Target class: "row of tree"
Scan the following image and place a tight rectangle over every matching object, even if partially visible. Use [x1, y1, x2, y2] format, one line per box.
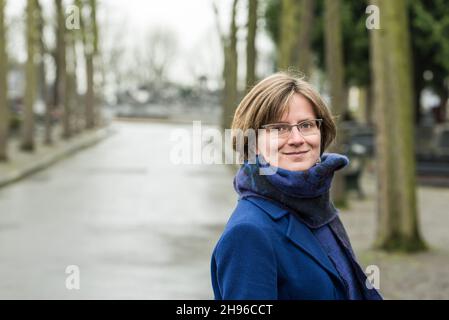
[265, 0, 449, 125]
[0, 0, 100, 161]
[218, 0, 434, 252]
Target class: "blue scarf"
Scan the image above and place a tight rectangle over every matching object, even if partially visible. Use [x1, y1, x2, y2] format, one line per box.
[233, 153, 383, 300]
[234, 153, 348, 228]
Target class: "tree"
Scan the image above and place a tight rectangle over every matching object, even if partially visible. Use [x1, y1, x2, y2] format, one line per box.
[0, 0, 8, 160]
[36, 0, 52, 144]
[21, 0, 38, 151]
[277, 0, 299, 70]
[409, 0, 449, 123]
[66, 5, 80, 135]
[224, 0, 239, 130]
[370, 0, 427, 252]
[296, 0, 315, 76]
[265, 0, 449, 126]
[144, 28, 178, 92]
[55, 0, 70, 138]
[325, 0, 348, 208]
[266, 0, 373, 122]
[89, 0, 99, 128]
[213, 0, 239, 130]
[269, 0, 316, 75]
[78, 0, 99, 129]
[101, 22, 127, 96]
[246, 0, 258, 90]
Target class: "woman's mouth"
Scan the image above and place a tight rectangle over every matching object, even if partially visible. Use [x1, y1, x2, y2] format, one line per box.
[282, 150, 310, 156]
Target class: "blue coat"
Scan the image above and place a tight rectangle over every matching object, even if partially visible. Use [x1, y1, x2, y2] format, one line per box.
[210, 196, 351, 300]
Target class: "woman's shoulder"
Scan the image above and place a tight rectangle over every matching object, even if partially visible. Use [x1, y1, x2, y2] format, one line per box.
[217, 197, 286, 245]
[226, 197, 277, 229]
[214, 217, 277, 260]
[212, 197, 287, 268]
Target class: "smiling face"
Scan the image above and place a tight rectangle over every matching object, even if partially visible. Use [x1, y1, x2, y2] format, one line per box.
[258, 93, 321, 171]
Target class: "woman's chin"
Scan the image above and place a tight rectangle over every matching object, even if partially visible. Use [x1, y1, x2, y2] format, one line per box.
[278, 159, 314, 172]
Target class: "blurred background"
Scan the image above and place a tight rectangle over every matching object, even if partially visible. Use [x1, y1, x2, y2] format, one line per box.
[0, 0, 448, 299]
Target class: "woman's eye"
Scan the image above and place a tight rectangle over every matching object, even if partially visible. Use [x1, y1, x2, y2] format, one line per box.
[301, 122, 313, 129]
[276, 126, 289, 132]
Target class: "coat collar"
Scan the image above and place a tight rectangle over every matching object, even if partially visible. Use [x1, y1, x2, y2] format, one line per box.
[286, 213, 344, 283]
[243, 196, 290, 220]
[244, 196, 345, 286]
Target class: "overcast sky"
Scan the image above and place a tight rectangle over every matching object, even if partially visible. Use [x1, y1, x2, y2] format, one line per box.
[100, 0, 223, 85]
[5, 0, 274, 88]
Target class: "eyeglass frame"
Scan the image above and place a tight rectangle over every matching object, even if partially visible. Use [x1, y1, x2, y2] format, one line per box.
[260, 118, 323, 138]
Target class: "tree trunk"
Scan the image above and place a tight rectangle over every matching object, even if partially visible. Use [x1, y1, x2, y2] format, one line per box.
[85, 54, 95, 128]
[66, 15, 79, 135]
[296, 0, 315, 76]
[84, 0, 99, 129]
[245, 0, 257, 90]
[222, 0, 239, 131]
[75, 0, 86, 129]
[55, 0, 70, 138]
[324, 0, 347, 208]
[0, 0, 8, 161]
[21, 0, 37, 151]
[370, 0, 426, 252]
[278, 0, 298, 70]
[36, 0, 52, 145]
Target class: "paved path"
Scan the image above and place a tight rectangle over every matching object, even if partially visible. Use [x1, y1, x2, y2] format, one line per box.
[0, 121, 236, 299]
[339, 171, 449, 299]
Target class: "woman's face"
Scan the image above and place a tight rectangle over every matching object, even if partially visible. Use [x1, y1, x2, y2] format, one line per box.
[258, 93, 321, 171]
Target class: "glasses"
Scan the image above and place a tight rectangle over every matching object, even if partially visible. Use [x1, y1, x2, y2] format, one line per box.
[261, 119, 323, 139]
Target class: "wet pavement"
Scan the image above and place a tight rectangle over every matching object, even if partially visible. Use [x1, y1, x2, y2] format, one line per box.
[0, 120, 236, 299]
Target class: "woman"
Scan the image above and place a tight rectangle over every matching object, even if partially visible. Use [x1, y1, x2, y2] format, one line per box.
[210, 72, 382, 300]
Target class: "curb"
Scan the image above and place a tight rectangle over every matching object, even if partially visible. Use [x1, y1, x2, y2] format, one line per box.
[0, 126, 115, 189]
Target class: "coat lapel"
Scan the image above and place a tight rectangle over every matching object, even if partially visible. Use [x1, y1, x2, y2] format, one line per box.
[285, 214, 344, 284]
[245, 196, 344, 286]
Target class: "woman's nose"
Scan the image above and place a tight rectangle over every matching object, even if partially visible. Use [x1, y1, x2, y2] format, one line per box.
[287, 126, 305, 144]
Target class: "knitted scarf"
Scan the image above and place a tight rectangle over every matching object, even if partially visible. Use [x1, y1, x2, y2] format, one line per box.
[234, 153, 349, 229]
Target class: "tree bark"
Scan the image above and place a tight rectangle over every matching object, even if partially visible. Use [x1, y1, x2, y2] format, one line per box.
[245, 0, 257, 90]
[278, 0, 298, 70]
[85, 54, 95, 128]
[222, 0, 239, 131]
[296, 0, 315, 76]
[66, 13, 79, 135]
[0, 0, 8, 160]
[84, 0, 99, 129]
[86, 0, 99, 129]
[324, 0, 347, 208]
[21, 0, 37, 151]
[55, 0, 70, 138]
[370, 0, 426, 252]
[36, 0, 52, 145]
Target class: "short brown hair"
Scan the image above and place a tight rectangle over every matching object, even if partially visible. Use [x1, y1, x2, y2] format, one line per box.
[231, 72, 336, 159]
